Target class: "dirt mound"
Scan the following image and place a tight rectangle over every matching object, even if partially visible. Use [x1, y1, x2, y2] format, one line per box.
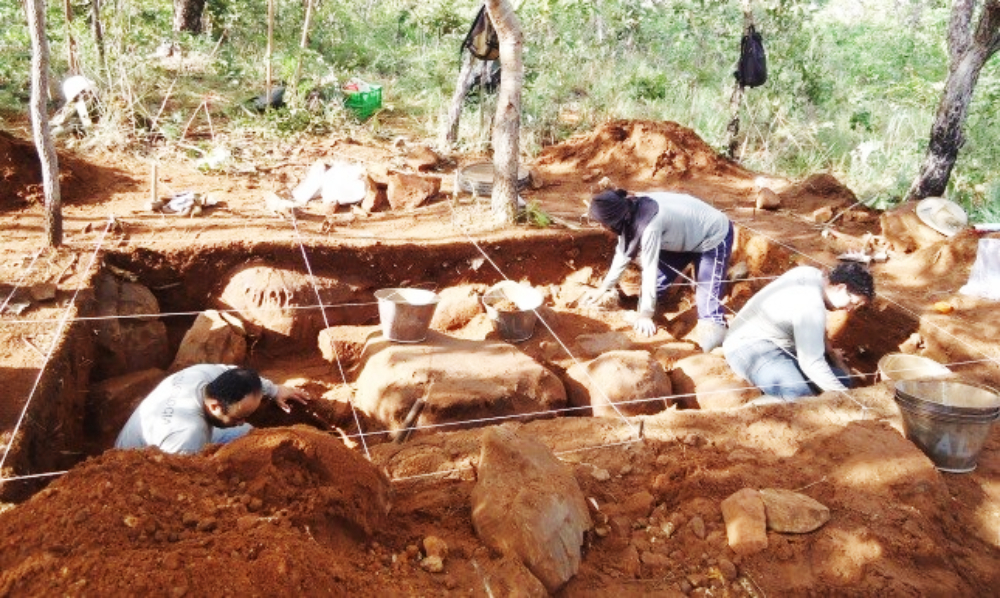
[536, 119, 747, 185]
[0, 130, 133, 208]
[778, 172, 859, 213]
[0, 427, 389, 595]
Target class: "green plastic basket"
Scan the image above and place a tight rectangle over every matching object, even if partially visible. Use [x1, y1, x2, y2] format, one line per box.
[344, 85, 382, 120]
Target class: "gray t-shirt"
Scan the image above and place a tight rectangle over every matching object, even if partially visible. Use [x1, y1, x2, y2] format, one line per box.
[600, 192, 731, 316]
[723, 266, 846, 392]
[115, 364, 278, 455]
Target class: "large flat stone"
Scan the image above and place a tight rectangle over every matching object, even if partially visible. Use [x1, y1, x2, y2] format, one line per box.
[760, 488, 831, 534]
[354, 332, 566, 434]
[471, 427, 591, 593]
[565, 350, 671, 417]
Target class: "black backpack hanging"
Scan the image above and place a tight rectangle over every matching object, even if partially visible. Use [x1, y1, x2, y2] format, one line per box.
[462, 5, 500, 61]
[735, 25, 767, 88]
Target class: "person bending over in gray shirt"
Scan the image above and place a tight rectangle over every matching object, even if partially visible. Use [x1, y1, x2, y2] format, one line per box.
[723, 263, 874, 401]
[581, 189, 734, 351]
[115, 364, 311, 455]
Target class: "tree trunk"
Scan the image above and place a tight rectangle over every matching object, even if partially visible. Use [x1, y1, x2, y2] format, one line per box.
[173, 0, 206, 34]
[93, 0, 107, 77]
[486, 0, 523, 226]
[442, 50, 477, 146]
[907, 0, 1000, 201]
[25, 0, 62, 246]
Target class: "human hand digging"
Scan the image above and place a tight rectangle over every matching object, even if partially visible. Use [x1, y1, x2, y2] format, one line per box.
[273, 385, 312, 413]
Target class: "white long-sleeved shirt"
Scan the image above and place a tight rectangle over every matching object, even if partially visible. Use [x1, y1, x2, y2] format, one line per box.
[599, 192, 730, 316]
[723, 266, 846, 392]
[115, 364, 278, 454]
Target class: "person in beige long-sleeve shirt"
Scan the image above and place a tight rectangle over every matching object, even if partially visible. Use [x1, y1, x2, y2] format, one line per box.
[723, 263, 874, 400]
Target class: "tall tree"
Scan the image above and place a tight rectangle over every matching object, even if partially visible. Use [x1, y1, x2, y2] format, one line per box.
[486, 0, 524, 225]
[173, 0, 207, 34]
[907, 0, 1000, 201]
[25, 0, 62, 246]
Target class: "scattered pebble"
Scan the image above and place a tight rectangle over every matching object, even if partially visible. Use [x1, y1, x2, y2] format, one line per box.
[718, 558, 738, 581]
[590, 467, 611, 481]
[420, 555, 444, 573]
[690, 516, 706, 539]
[423, 536, 448, 559]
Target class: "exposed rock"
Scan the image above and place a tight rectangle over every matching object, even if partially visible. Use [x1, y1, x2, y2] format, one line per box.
[759, 488, 831, 533]
[317, 325, 380, 371]
[812, 206, 834, 223]
[565, 350, 672, 417]
[354, 332, 566, 435]
[574, 332, 633, 358]
[171, 310, 247, 371]
[88, 368, 165, 440]
[669, 353, 760, 410]
[471, 427, 591, 594]
[93, 274, 171, 380]
[405, 145, 440, 172]
[422, 536, 448, 559]
[430, 285, 485, 331]
[361, 175, 388, 212]
[420, 555, 444, 573]
[619, 491, 655, 519]
[717, 558, 738, 581]
[641, 551, 671, 568]
[481, 556, 549, 597]
[755, 187, 781, 210]
[387, 172, 441, 210]
[689, 516, 706, 540]
[652, 342, 700, 371]
[216, 264, 371, 355]
[721, 488, 768, 556]
[880, 200, 947, 253]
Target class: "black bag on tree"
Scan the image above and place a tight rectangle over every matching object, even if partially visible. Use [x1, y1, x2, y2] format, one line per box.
[462, 5, 500, 61]
[735, 25, 767, 88]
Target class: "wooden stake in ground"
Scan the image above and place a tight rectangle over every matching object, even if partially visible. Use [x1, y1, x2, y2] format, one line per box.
[26, 0, 62, 246]
[724, 1, 755, 160]
[265, 0, 274, 112]
[62, 0, 78, 76]
[290, 0, 315, 101]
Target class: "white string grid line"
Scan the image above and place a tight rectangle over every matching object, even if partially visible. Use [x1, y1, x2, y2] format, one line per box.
[290, 217, 372, 462]
[0, 218, 114, 478]
[0, 248, 45, 315]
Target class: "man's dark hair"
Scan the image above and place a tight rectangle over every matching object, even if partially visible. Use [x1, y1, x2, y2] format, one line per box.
[829, 262, 875, 300]
[206, 368, 263, 409]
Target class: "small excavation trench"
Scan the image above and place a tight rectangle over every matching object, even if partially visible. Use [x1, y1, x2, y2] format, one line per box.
[1, 228, 919, 500]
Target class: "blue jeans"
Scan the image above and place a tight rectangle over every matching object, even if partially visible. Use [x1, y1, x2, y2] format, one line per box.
[211, 423, 253, 444]
[725, 340, 852, 400]
[656, 222, 734, 325]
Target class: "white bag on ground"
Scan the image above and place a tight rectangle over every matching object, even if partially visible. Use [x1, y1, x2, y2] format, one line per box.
[321, 161, 367, 205]
[959, 238, 1000, 300]
[292, 160, 328, 204]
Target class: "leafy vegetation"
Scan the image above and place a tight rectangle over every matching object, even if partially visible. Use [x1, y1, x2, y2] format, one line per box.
[1, 0, 998, 220]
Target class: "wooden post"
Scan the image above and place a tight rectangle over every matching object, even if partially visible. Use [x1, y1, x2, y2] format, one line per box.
[150, 163, 158, 206]
[290, 0, 315, 102]
[265, 0, 274, 111]
[724, 0, 754, 160]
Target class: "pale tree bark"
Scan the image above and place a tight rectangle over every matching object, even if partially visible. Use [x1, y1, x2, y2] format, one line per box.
[173, 0, 206, 34]
[907, 0, 1000, 201]
[442, 50, 477, 146]
[25, 0, 62, 246]
[486, 0, 523, 225]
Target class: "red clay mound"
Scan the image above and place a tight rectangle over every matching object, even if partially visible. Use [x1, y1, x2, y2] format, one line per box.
[0, 130, 132, 208]
[536, 119, 748, 185]
[0, 427, 390, 595]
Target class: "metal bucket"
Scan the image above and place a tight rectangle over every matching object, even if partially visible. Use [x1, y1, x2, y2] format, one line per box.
[375, 288, 440, 343]
[894, 379, 1000, 473]
[482, 281, 543, 343]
